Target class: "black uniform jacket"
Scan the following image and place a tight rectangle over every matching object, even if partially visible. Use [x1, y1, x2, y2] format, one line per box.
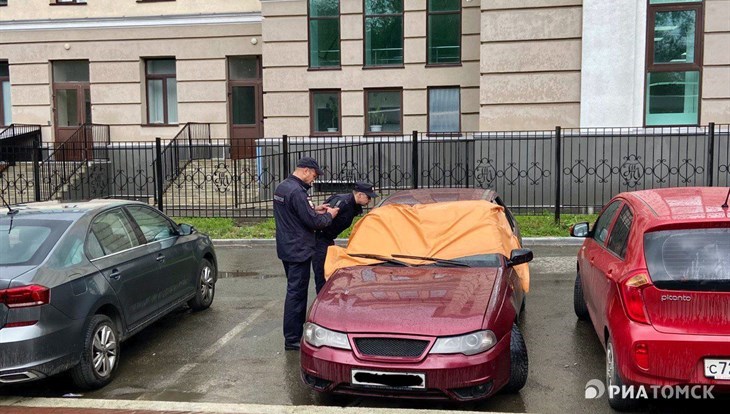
[273, 175, 333, 262]
[318, 193, 363, 240]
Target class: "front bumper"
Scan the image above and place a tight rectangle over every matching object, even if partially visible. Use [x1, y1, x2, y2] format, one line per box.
[613, 320, 730, 392]
[300, 333, 511, 401]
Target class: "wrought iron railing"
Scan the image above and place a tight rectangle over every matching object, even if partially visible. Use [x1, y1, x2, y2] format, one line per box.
[154, 122, 211, 195]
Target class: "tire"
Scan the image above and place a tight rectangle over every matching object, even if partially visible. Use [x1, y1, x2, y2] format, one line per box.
[70, 314, 119, 390]
[573, 272, 590, 321]
[606, 338, 642, 411]
[188, 258, 216, 311]
[502, 323, 528, 393]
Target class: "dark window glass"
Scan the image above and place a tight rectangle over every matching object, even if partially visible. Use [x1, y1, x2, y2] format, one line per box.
[607, 206, 633, 258]
[428, 0, 460, 64]
[364, 0, 403, 66]
[228, 57, 259, 80]
[653, 9, 696, 64]
[644, 228, 730, 285]
[89, 210, 140, 258]
[366, 89, 401, 133]
[231, 86, 256, 125]
[309, 0, 340, 67]
[311, 90, 340, 134]
[146, 59, 177, 124]
[593, 201, 622, 245]
[53, 60, 89, 82]
[126, 206, 176, 243]
[0, 219, 71, 266]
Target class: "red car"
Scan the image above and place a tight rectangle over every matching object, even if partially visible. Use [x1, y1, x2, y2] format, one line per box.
[570, 187, 730, 410]
[300, 189, 531, 401]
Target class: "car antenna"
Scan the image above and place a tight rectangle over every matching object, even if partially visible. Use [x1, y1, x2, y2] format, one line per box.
[1, 194, 17, 216]
[722, 187, 730, 210]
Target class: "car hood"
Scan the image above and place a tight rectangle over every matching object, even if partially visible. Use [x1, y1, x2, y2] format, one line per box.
[310, 265, 499, 336]
[0, 265, 37, 290]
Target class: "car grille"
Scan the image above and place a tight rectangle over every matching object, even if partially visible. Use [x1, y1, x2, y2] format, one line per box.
[354, 338, 429, 357]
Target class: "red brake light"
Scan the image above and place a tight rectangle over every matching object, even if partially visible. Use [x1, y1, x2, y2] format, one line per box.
[619, 273, 651, 324]
[634, 342, 650, 371]
[0, 285, 50, 308]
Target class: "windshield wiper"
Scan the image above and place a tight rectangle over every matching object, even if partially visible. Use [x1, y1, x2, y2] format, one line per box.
[347, 253, 412, 267]
[391, 254, 471, 267]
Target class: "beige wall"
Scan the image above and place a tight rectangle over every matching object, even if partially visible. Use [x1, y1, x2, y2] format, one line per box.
[1, 21, 262, 141]
[0, 0, 259, 20]
[480, 0, 582, 130]
[261, 0, 480, 137]
[701, 0, 730, 124]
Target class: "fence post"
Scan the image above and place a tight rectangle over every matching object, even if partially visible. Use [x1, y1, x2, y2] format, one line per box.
[32, 137, 42, 202]
[707, 122, 715, 187]
[412, 130, 419, 189]
[155, 137, 164, 212]
[554, 126, 562, 224]
[282, 135, 289, 177]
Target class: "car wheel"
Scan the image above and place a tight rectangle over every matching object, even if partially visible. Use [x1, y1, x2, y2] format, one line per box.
[606, 338, 641, 411]
[502, 323, 528, 393]
[70, 314, 119, 390]
[188, 258, 216, 311]
[573, 272, 590, 320]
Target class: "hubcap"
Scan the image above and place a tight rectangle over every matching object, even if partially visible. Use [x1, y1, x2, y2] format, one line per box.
[92, 325, 117, 378]
[606, 342, 615, 388]
[200, 266, 214, 302]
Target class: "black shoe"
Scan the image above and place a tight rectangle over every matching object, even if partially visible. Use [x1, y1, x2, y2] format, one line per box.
[284, 342, 300, 351]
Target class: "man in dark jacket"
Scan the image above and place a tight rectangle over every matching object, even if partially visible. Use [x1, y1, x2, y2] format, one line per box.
[274, 157, 339, 350]
[312, 182, 378, 294]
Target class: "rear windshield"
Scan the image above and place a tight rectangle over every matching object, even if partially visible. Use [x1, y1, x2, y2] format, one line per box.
[0, 219, 72, 266]
[644, 228, 730, 289]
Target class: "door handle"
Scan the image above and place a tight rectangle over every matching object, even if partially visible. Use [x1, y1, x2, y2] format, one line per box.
[109, 269, 121, 280]
[156, 254, 166, 263]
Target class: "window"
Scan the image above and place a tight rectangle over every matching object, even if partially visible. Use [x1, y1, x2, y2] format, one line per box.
[592, 201, 622, 245]
[126, 206, 177, 243]
[0, 1, 7, 6]
[607, 206, 633, 258]
[309, 0, 340, 68]
[645, 0, 703, 126]
[364, 0, 403, 66]
[366, 89, 402, 134]
[428, 87, 460, 132]
[427, 0, 461, 64]
[53, 0, 87, 4]
[1, 61, 10, 126]
[145, 59, 177, 125]
[311, 90, 341, 135]
[87, 210, 141, 259]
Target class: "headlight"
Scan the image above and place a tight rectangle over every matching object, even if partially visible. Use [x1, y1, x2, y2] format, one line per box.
[303, 322, 351, 350]
[429, 330, 497, 356]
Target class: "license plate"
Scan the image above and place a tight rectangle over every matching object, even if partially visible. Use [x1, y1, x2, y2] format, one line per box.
[351, 369, 426, 390]
[704, 359, 730, 380]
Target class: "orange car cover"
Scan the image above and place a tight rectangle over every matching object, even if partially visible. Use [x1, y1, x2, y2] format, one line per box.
[324, 200, 530, 292]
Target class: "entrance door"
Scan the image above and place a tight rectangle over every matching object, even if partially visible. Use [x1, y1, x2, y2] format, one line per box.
[52, 61, 91, 145]
[227, 56, 262, 159]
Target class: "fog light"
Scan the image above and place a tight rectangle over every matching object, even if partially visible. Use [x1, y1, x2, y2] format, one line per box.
[450, 381, 493, 400]
[634, 342, 649, 371]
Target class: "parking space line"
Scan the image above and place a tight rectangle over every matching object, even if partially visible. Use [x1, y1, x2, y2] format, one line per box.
[150, 300, 279, 392]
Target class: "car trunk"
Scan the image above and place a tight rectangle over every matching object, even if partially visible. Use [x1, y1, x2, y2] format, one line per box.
[0, 265, 37, 329]
[311, 265, 499, 337]
[643, 227, 730, 335]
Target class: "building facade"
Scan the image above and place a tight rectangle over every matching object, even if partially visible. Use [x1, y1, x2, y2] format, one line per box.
[1, 0, 728, 144]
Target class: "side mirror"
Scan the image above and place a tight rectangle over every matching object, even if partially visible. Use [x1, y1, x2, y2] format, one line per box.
[570, 222, 590, 238]
[507, 249, 533, 267]
[178, 223, 195, 236]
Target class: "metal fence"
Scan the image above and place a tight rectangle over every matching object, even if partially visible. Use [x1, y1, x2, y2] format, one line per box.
[1, 123, 728, 219]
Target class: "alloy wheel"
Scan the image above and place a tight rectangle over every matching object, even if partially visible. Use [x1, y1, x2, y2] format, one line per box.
[92, 325, 117, 378]
[200, 265, 214, 302]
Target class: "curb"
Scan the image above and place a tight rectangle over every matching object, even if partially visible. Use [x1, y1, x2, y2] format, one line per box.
[212, 237, 582, 247]
[0, 397, 502, 414]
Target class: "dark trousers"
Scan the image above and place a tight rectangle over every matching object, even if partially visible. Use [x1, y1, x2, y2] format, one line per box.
[312, 237, 334, 294]
[282, 259, 312, 345]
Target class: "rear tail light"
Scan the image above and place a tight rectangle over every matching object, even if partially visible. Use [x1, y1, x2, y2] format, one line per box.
[633, 342, 650, 370]
[619, 273, 651, 324]
[0, 285, 50, 309]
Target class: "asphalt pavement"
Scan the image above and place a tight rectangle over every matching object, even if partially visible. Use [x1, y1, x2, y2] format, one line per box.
[1, 244, 726, 413]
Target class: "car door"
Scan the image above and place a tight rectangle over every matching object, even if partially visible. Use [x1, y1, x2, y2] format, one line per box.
[124, 205, 198, 311]
[580, 200, 622, 321]
[87, 208, 162, 328]
[593, 204, 634, 335]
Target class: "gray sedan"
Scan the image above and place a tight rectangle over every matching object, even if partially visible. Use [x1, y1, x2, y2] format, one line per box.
[0, 199, 217, 389]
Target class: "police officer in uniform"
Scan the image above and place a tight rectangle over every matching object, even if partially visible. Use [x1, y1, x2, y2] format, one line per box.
[312, 182, 378, 293]
[274, 157, 340, 350]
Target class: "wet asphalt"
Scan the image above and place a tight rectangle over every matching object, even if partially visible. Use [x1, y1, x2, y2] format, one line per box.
[1, 245, 726, 413]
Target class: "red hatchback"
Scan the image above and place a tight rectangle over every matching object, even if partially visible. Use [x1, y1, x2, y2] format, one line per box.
[570, 187, 730, 410]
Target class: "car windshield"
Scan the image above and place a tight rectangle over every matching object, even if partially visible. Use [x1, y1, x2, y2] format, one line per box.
[644, 228, 730, 289]
[378, 253, 502, 268]
[0, 218, 71, 266]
